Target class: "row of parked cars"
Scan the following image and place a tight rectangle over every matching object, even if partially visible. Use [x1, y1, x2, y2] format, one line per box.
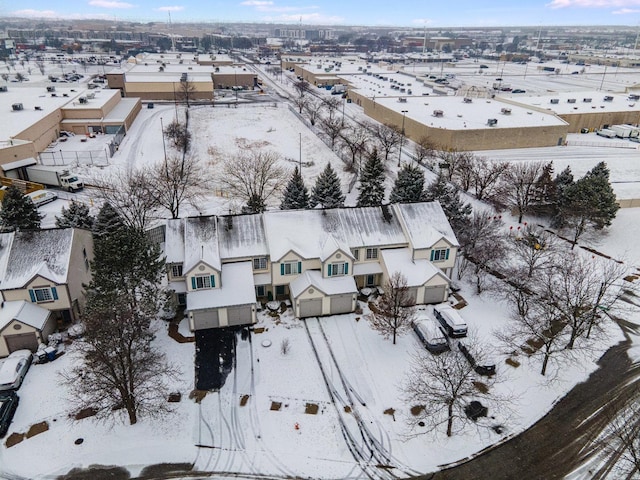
[0, 350, 33, 438]
[412, 304, 496, 376]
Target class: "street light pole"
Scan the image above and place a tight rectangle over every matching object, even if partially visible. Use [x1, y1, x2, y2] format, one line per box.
[398, 110, 408, 167]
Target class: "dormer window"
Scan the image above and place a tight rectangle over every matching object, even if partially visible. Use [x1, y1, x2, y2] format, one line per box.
[366, 248, 378, 260]
[327, 262, 349, 277]
[431, 248, 450, 262]
[253, 257, 268, 271]
[171, 264, 183, 278]
[192, 274, 215, 289]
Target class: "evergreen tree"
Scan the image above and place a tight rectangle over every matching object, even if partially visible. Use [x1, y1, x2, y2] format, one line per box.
[280, 167, 310, 210]
[0, 185, 42, 232]
[357, 148, 386, 207]
[423, 172, 472, 237]
[555, 162, 619, 248]
[310, 163, 345, 208]
[389, 164, 425, 203]
[530, 161, 557, 216]
[55, 200, 95, 229]
[88, 203, 165, 318]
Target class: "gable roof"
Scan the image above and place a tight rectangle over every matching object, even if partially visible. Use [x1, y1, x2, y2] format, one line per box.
[381, 248, 450, 287]
[217, 214, 268, 259]
[0, 229, 76, 290]
[319, 234, 353, 262]
[394, 202, 459, 250]
[0, 300, 51, 332]
[164, 219, 185, 264]
[183, 216, 221, 273]
[289, 270, 358, 299]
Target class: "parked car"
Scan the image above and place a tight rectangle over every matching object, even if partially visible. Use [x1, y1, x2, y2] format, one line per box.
[458, 342, 496, 376]
[413, 317, 449, 353]
[0, 350, 33, 391]
[512, 89, 526, 93]
[0, 391, 19, 438]
[433, 304, 468, 338]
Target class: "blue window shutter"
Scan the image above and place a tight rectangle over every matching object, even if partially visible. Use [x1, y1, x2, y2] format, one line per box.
[191, 277, 196, 289]
[445, 249, 450, 260]
[297, 261, 302, 274]
[345, 263, 349, 275]
[51, 287, 58, 300]
[28, 289, 36, 302]
[210, 275, 215, 287]
[327, 265, 332, 277]
[430, 250, 435, 261]
[280, 263, 285, 275]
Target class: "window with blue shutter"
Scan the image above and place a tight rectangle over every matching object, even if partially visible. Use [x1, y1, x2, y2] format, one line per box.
[210, 275, 216, 288]
[445, 249, 450, 260]
[280, 264, 285, 275]
[191, 277, 196, 289]
[297, 261, 302, 274]
[430, 250, 435, 261]
[345, 263, 349, 275]
[28, 289, 36, 302]
[327, 264, 332, 277]
[51, 287, 58, 300]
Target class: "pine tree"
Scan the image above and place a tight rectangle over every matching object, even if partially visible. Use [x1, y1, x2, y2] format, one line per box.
[55, 200, 95, 229]
[423, 172, 472, 237]
[310, 163, 345, 208]
[530, 161, 557, 216]
[389, 164, 425, 203]
[0, 185, 42, 232]
[280, 167, 310, 210]
[551, 166, 575, 228]
[356, 148, 386, 207]
[555, 162, 619, 248]
[89, 203, 165, 318]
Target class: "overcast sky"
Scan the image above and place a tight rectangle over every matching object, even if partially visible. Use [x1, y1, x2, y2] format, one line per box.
[2, 0, 639, 27]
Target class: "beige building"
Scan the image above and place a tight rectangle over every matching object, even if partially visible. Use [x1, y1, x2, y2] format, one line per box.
[165, 202, 458, 330]
[0, 301, 55, 357]
[0, 86, 140, 171]
[0, 228, 94, 326]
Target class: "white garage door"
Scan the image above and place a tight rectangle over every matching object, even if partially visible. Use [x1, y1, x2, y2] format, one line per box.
[406, 287, 418, 306]
[192, 309, 220, 330]
[5, 332, 38, 353]
[299, 298, 323, 318]
[227, 305, 252, 326]
[330, 294, 353, 314]
[423, 286, 446, 304]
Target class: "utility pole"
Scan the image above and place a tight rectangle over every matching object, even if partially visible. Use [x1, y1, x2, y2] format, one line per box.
[398, 110, 408, 167]
[299, 132, 302, 169]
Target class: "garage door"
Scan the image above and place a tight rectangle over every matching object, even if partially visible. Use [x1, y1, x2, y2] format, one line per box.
[330, 294, 353, 314]
[5, 332, 38, 353]
[227, 305, 252, 326]
[299, 298, 323, 318]
[192, 310, 220, 330]
[423, 286, 446, 304]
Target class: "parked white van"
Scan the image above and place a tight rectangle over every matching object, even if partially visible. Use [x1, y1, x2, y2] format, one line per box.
[25, 190, 58, 207]
[433, 304, 468, 338]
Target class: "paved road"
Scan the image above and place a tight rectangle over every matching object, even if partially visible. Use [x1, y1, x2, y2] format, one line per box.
[424, 319, 640, 480]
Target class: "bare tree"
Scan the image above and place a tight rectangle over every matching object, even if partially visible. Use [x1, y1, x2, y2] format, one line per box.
[470, 157, 510, 201]
[35, 60, 46, 75]
[372, 123, 402, 163]
[367, 272, 415, 344]
[438, 149, 473, 183]
[340, 124, 370, 172]
[502, 161, 545, 223]
[304, 99, 322, 126]
[319, 115, 345, 149]
[498, 293, 567, 376]
[414, 136, 437, 166]
[177, 79, 197, 108]
[599, 394, 640, 479]
[403, 347, 484, 437]
[14, 72, 26, 82]
[149, 154, 211, 219]
[321, 96, 342, 122]
[61, 298, 180, 425]
[506, 225, 557, 280]
[540, 254, 625, 350]
[219, 149, 287, 213]
[292, 79, 310, 113]
[91, 168, 159, 231]
[163, 119, 191, 153]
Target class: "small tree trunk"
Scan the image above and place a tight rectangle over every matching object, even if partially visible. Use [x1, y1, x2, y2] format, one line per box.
[541, 351, 550, 376]
[447, 401, 454, 437]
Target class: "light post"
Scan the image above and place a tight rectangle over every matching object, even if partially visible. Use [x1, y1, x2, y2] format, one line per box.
[234, 67, 238, 103]
[342, 97, 346, 126]
[397, 110, 408, 167]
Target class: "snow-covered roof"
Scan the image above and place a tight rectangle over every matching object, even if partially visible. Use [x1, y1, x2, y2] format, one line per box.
[0, 300, 51, 332]
[319, 234, 353, 262]
[187, 262, 256, 310]
[183, 216, 220, 273]
[263, 206, 407, 262]
[394, 202, 459, 249]
[502, 91, 640, 116]
[217, 214, 267, 260]
[353, 262, 384, 275]
[0, 229, 75, 290]
[289, 270, 357, 299]
[164, 219, 185, 264]
[381, 248, 449, 287]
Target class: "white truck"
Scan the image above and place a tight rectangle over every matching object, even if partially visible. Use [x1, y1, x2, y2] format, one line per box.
[25, 165, 84, 192]
[331, 84, 347, 95]
[609, 124, 635, 139]
[596, 128, 617, 139]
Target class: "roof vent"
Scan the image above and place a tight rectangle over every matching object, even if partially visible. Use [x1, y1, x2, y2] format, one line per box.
[487, 118, 498, 126]
[500, 108, 512, 115]
[12, 103, 23, 111]
[603, 95, 613, 102]
[463, 97, 472, 103]
[567, 98, 576, 104]
[432, 109, 443, 117]
[583, 98, 592, 103]
[550, 98, 559, 104]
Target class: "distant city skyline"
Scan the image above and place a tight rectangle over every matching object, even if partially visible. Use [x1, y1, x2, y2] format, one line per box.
[1, 0, 639, 27]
